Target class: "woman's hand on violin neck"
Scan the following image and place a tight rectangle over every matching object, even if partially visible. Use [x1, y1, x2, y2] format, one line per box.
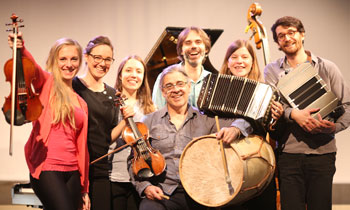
[216, 126, 241, 144]
[8, 31, 24, 49]
[121, 104, 135, 119]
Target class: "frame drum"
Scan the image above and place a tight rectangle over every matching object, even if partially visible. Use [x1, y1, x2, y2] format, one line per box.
[179, 134, 275, 207]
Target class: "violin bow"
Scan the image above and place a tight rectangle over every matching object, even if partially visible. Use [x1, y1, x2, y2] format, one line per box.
[6, 14, 23, 156]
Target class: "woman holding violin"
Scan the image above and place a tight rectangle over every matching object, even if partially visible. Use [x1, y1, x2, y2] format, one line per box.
[7, 32, 90, 210]
[108, 55, 156, 210]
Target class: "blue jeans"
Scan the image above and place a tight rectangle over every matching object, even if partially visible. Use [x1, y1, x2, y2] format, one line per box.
[277, 152, 336, 210]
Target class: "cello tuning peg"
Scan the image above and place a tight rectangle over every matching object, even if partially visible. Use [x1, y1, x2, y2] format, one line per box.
[5, 29, 12, 32]
[19, 25, 25, 28]
[5, 23, 12, 26]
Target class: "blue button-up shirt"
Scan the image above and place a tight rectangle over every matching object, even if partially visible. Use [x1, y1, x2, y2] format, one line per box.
[130, 105, 252, 196]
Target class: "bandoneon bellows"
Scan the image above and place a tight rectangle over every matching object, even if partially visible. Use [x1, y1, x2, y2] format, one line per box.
[197, 74, 276, 128]
[277, 63, 339, 119]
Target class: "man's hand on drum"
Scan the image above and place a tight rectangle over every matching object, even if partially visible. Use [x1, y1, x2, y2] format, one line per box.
[144, 185, 166, 201]
[271, 101, 284, 120]
[216, 126, 241, 144]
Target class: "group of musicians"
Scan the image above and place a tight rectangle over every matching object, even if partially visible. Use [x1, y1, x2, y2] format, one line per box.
[6, 13, 350, 210]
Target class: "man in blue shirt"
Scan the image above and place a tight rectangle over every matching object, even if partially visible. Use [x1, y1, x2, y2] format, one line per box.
[152, 26, 211, 109]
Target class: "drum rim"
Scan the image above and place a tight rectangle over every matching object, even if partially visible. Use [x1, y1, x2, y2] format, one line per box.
[179, 134, 244, 207]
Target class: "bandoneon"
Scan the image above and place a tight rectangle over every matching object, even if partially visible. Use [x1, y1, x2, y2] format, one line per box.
[277, 63, 339, 119]
[197, 74, 277, 128]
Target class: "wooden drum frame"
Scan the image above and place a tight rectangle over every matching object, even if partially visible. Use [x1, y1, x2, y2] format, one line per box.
[179, 134, 275, 207]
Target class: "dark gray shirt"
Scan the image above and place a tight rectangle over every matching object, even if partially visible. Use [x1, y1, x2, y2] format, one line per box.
[130, 105, 253, 196]
[264, 51, 350, 154]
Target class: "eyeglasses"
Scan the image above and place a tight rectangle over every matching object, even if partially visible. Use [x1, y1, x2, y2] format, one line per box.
[89, 54, 114, 65]
[162, 81, 188, 91]
[277, 30, 298, 41]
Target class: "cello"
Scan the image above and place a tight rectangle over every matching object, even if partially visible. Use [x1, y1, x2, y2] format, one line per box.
[3, 14, 42, 155]
[245, 4, 281, 210]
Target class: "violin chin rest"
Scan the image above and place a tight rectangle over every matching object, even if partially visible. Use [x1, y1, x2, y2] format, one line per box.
[137, 168, 154, 179]
[3, 109, 26, 126]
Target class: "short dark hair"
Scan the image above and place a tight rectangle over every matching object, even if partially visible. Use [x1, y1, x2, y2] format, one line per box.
[271, 16, 305, 43]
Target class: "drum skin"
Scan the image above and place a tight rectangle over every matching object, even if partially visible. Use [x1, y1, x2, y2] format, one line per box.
[179, 134, 275, 207]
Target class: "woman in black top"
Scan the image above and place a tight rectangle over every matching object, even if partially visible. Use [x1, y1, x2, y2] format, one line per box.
[72, 36, 121, 210]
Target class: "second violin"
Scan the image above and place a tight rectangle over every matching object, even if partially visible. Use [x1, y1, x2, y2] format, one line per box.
[115, 95, 166, 179]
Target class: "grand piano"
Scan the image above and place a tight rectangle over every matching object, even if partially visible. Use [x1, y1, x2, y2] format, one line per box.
[145, 26, 223, 90]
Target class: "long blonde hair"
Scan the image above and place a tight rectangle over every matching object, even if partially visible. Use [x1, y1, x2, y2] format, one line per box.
[46, 38, 83, 128]
[115, 55, 155, 114]
[219, 39, 262, 82]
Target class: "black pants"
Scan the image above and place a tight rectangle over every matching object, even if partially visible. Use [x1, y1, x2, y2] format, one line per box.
[89, 178, 112, 210]
[30, 170, 81, 210]
[111, 181, 140, 210]
[242, 176, 277, 210]
[278, 152, 336, 210]
[139, 186, 206, 210]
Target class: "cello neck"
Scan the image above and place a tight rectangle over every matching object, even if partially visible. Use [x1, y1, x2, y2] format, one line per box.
[261, 31, 270, 66]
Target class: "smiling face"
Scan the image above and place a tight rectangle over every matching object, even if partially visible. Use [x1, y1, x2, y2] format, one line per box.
[276, 25, 304, 56]
[227, 47, 253, 78]
[120, 58, 145, 94]
[57, 45, 80, 82]
[161, 71, 190, 110]
[181, 31, 207, 67]
[85, 44, 113, 80]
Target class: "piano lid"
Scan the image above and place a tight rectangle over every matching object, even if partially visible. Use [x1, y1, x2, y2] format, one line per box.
[145, 26, 223, 90]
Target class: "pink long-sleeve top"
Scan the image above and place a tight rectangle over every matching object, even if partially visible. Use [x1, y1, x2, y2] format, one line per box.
[22, 47, 90, 193]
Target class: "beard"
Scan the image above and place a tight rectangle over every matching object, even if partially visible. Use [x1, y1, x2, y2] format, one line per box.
[279, 39, 303, 56]
[183, 50, 206, 68]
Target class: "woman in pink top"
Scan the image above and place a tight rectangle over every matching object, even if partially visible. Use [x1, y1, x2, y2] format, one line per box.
[8, 33, 90, 210]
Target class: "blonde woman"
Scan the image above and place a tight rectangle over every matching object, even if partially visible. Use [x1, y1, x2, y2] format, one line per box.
[8, 33, 90, 210]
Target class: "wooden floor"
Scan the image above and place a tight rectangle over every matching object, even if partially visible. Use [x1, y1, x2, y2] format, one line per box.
[1, 181, 349, 210]
[0, 204, 350, 210]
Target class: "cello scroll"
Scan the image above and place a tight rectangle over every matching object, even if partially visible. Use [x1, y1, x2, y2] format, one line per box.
[244, 3, 270, 65]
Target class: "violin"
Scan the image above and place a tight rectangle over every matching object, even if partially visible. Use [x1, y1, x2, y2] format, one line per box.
[2, 14, 42, 155]
[245, 3, 271, 66]
[114, 94, 166, 179]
